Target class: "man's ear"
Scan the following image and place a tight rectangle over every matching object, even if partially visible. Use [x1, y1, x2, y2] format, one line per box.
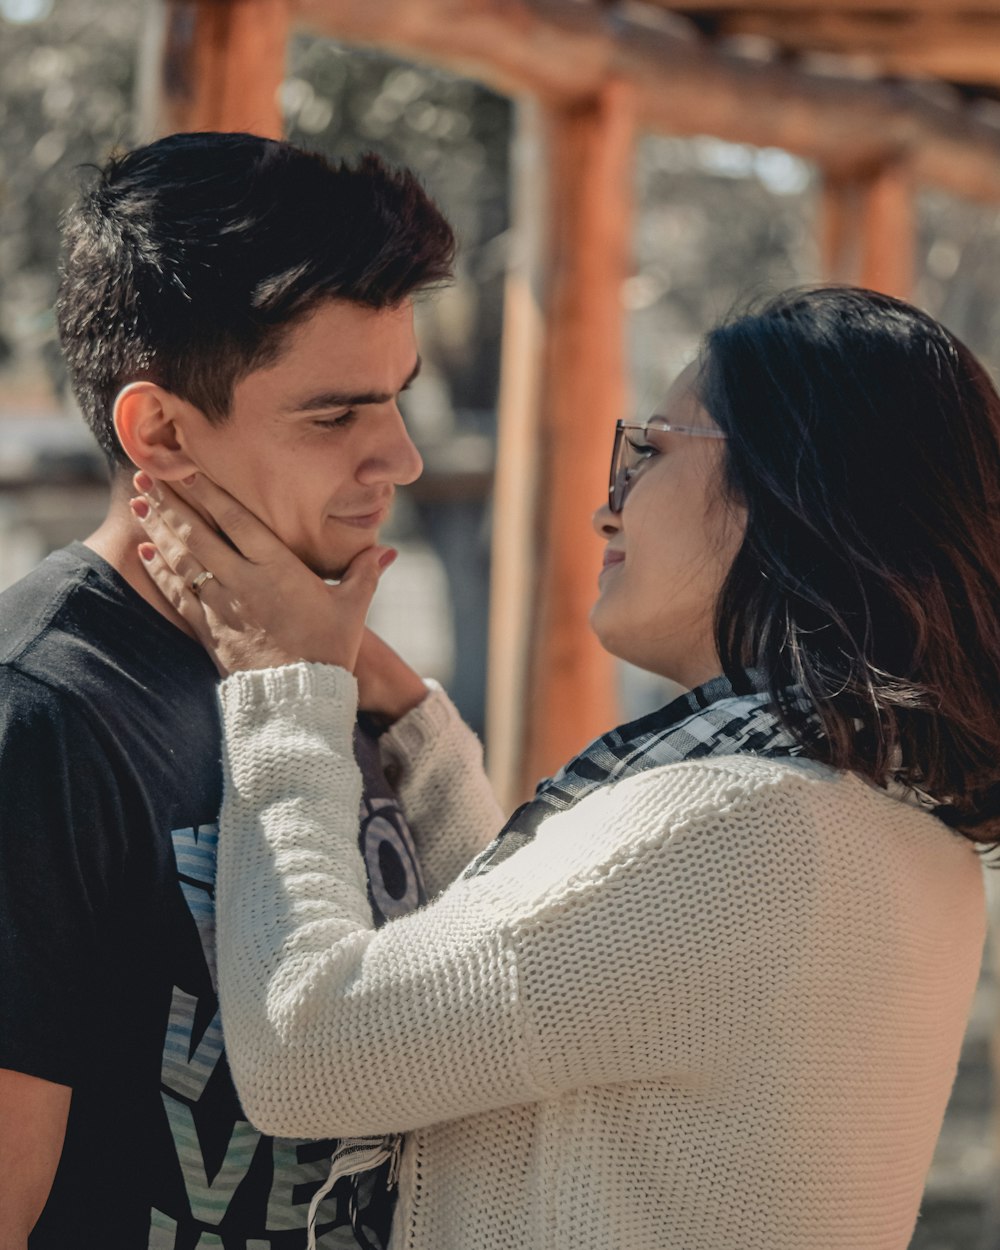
[113, 382, 202, 481]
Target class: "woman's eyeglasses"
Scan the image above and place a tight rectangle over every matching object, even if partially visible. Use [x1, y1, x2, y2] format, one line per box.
[608, 418, 726, 513]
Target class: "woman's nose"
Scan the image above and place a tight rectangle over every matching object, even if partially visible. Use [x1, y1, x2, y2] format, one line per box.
[592, 501, 620, 538]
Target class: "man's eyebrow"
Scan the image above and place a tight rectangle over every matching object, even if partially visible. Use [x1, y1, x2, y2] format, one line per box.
[287, 356, 422, 413]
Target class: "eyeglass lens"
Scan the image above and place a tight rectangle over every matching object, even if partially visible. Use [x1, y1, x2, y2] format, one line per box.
[609, 422, 635, 514]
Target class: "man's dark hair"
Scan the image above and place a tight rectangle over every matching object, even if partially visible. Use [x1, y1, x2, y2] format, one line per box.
[698, 286, 1000, 844]
[56, 131, 456, 467]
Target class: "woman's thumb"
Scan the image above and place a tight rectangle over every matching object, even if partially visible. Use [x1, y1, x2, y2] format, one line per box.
[339, 545, 398, 597]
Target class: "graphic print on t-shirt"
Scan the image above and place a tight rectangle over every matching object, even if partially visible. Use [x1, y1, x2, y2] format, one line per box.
[152, 822, 358, 1248]
[154, 779, 425, 1248]
[361, 797, 425, 922]
[354, 722, 426, 927]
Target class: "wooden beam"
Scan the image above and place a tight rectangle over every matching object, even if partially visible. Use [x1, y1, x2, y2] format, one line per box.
[669, 0, 1000, 12]
[488, 84, 633, 802]
[714, 12, 1000, 86]
[712, 10, 1000, 50]
[291, 0, 1000, 203]
[152, 0, 290, 137]
[882, 49, 1000, 85]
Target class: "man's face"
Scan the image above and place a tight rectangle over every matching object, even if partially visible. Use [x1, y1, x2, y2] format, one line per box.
[182, 299, 423, 578]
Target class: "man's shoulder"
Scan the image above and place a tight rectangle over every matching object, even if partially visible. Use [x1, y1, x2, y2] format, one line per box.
[0, 544, 94, 672]
[0, 543, 208, 712]
[0, 664, 73, 738]
[0, 543, 222, 809]
[0, 547, 112, 747]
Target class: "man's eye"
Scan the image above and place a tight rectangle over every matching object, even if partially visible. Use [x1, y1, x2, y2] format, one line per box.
[314, 409, 357, 430]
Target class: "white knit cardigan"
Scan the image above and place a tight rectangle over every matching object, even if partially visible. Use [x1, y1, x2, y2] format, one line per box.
[215, 663, 985, 1250]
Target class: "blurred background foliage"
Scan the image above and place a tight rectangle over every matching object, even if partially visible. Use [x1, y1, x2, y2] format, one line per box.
[0, 0, 141, 400]
[6, 0, 1000, 718]
[7, 0, 1000, 725]
[285, 36, 511, 426]
[6, 0, 1000, 414]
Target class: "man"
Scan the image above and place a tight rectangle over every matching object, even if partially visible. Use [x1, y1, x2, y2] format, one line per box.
[0, 131, 455, 1249]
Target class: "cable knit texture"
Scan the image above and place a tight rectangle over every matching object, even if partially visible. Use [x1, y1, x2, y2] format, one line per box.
[216, 663, 986, 1250]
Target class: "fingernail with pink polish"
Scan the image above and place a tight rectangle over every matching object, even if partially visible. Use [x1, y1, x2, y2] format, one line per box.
[138, 544, 156, 562]
[130, 497, 150, 519]
[134, 472, 152, 493]
[378, 547, 398, 570]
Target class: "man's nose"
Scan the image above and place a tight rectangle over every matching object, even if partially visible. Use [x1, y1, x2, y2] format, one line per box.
[358, 408, 424, 486]
[393, 419, 424, 485]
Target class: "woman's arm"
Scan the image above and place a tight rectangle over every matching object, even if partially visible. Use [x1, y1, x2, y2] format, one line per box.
[216, 662, 540, 1141]
[216, 662, 800, 1141]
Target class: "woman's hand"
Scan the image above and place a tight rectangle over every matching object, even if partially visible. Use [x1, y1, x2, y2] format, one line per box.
[355, 628, 430, 724]
[131, 471, 394, 679]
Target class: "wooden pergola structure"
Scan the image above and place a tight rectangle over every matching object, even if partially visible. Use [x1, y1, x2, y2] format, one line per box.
[145, 0, 1000, 804]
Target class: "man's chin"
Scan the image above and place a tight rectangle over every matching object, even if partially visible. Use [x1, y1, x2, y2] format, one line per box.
[299, 546, 369, 583]
[302, 557, 347, 582]
[298, 518, 388, 581]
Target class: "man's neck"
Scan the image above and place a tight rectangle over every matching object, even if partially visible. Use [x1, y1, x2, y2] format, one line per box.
[84, 477, 198, 643]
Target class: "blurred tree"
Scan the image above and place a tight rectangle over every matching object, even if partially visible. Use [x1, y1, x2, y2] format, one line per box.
[283, 35, 512, 427]
[6, 5, 1000, 412]
[279, 39, 512, 735]
[917, 187, 1000, 382]
[0, 0, 140, 405]
[629, 134, 821, 409]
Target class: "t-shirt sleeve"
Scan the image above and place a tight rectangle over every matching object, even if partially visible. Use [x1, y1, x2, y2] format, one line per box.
[0, 667, 129, 1087]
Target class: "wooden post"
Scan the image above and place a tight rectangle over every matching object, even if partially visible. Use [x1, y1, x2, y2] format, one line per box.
[820, 175, 864, 285]
[859, 162, 915, 299]
[488, 81, 635, 803]
[143, 0, 290, 139]
[821, 162, 914, 298]
[486, 101, 548, 808]
[525, 81, 635, 788]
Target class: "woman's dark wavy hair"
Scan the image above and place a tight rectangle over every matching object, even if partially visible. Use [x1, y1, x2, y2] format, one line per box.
[698, 287, 1000, 844]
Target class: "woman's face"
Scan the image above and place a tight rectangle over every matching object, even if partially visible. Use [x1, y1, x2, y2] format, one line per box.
[590, 364, 746, 688]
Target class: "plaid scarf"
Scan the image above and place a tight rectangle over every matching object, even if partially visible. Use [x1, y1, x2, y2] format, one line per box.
[463, 673, 813, 881]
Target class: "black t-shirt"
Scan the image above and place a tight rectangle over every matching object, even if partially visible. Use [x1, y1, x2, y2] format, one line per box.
[0, 544, 425, 1249]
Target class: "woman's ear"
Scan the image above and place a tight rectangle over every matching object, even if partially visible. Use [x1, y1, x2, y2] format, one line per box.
[113, 382, 200, 481]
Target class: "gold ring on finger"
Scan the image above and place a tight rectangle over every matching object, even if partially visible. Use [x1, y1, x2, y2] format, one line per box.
[190, 570, 216, 596]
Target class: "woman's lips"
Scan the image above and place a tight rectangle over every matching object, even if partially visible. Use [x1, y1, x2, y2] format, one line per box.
[599, 550, 625, 583]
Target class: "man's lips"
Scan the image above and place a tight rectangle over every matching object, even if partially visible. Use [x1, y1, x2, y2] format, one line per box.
[331, 505, 390, 529]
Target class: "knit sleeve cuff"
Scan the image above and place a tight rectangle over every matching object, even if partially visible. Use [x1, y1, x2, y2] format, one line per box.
[380, 680, 457, 763]
[218, 662, 359, 746]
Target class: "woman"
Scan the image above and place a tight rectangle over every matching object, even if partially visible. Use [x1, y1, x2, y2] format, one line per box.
[133, 288, 1000, 1250]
